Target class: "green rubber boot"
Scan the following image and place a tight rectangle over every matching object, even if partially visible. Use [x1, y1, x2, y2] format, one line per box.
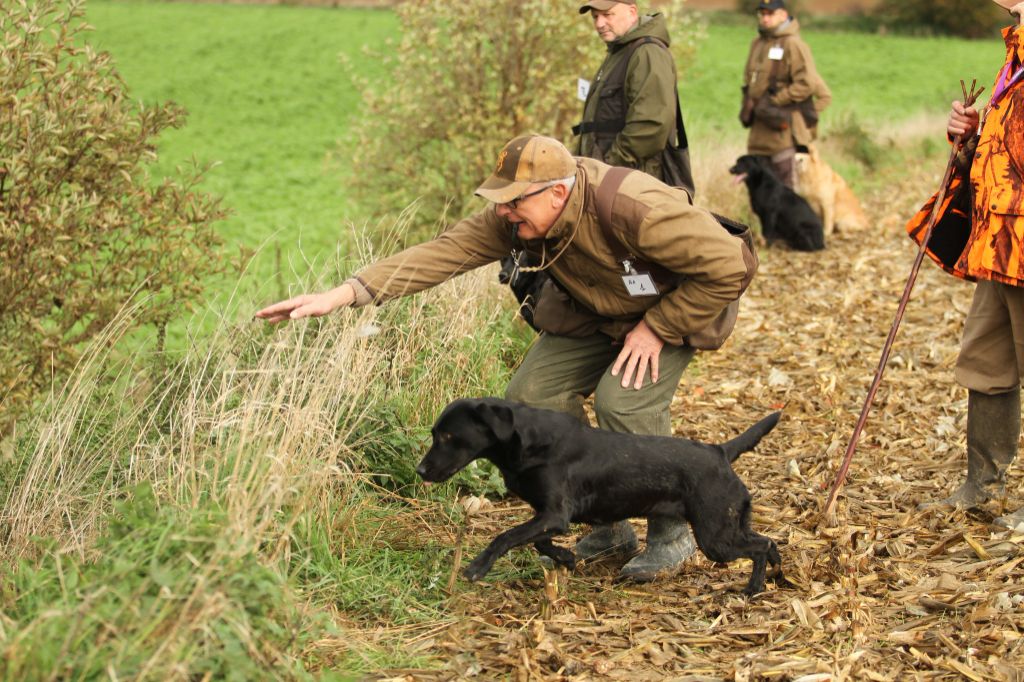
[618, 517, 696, 583]
[919, 390, 1020, 511]
[574, 521, 639, 562]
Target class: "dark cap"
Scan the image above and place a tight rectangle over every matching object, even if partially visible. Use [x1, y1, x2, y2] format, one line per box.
[579, 0, 637, 15]
[475, 135, 577, 204]
[756, 0, 786, 10]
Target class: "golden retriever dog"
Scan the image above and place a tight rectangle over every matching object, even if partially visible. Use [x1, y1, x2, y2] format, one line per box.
[794, 146, 868, 235]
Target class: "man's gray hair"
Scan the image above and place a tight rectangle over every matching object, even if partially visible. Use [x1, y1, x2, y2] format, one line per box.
[551, 175, 577, 191]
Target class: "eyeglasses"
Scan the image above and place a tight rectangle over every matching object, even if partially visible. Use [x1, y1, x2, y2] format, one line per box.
[505, 185, 553, 210]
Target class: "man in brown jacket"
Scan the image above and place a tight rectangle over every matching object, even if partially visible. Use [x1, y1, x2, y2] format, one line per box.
[257, 135, 757, 581]
[740, 0, 830, 187]
[575, 0, 692, 193]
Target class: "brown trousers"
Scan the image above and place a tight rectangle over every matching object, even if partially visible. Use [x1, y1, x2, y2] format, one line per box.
[956, 280, 1024, 394]
[504, 332, 696, 437]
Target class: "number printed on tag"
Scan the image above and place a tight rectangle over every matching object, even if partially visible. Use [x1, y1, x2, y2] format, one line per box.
[622, 273, 659, 297]
[577, 78, 591, 101]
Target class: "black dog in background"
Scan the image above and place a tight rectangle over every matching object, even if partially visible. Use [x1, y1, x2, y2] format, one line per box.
[416, 398, 786, 596]
[730, 155, 825, 252]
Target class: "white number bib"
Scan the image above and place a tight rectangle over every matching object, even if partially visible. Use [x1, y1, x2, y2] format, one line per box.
[622, 273, 660, 297]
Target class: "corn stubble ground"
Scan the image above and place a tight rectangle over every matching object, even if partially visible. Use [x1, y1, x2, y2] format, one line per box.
[354, 155, 1024, 680]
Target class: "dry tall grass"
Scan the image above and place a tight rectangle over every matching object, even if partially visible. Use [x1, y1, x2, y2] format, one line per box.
[3, 242, 514, 560]
[0, 213, 525, 675]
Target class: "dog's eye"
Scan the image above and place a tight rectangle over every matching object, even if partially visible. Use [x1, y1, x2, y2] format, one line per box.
[437, 432, 453, 444]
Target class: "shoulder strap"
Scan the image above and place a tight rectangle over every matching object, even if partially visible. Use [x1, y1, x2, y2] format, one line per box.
[593, 169, 753, 289]
[592, 167, 676, 282]
[594, 167, 633, 262]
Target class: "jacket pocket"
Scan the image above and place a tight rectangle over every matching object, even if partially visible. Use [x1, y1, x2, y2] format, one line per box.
[531, 277, 608, 338]
[986, 185, 1024, 216]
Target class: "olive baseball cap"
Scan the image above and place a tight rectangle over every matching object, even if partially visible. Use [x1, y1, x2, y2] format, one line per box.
[579, 0, 636, 14]
[756, 0, 786, 10]
[475, 135, 576, 204]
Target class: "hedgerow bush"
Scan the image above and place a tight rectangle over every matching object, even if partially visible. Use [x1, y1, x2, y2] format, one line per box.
[0, 0, 227, 432]
[879, 0, 1006, 38]
[346, 0, 705, 243]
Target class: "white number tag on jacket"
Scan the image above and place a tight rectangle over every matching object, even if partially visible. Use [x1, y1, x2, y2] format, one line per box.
[622, 273, 660, 297]
[768, 46, 784, 61]
[577, 78, 591, 101]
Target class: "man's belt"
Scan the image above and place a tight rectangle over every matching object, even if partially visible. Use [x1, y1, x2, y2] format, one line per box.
[572, 119, 626, 136]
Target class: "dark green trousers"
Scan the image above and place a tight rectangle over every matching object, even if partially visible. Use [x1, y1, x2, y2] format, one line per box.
[505, 332, 696, 436]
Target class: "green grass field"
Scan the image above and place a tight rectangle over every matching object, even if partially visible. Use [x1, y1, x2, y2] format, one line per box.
[83, 0, 1004, 296]
[85, 1, 398, 294]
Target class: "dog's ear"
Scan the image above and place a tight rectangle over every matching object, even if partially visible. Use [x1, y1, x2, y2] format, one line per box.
[474, 400, 517, 444]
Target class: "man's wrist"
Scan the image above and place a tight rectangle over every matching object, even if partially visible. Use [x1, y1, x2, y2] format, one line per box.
[342, 278, 374, 307]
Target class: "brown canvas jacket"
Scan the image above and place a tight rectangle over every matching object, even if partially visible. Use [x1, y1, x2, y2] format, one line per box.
[742, 18, 827, 155]
[907, 25, 1024, 288]
[348, 158, 755, 347]
[575, 13, 677, 180]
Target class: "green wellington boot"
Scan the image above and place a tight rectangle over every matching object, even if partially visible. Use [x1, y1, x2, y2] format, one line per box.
[919, 390, 1020, 511]
[618, 517, 697, 582]
[574, 521, 639, 562]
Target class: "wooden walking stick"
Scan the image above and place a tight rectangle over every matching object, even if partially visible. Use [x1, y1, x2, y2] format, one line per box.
[820, 80, 985, 525]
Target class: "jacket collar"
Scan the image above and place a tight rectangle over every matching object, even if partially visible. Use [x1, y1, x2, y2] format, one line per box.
[608, 13, 669, 52]
[759, 16, 799, 39]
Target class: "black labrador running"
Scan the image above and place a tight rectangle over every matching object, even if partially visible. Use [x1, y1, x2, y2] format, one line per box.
[416, 398, 786, 595]
[730, 154, 825, 252]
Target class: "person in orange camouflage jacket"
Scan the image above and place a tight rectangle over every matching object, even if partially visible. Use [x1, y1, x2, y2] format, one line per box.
[916, 0, 1024, 531]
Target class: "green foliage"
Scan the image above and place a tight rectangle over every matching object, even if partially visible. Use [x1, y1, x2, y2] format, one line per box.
[878, 0, 1007, 38]
[346, 0, 705, 242]
[0, 0, 227, 431]
[345, 286, 529, 495]
[0, 484, 322, 679]
[0, 255, 530, 674]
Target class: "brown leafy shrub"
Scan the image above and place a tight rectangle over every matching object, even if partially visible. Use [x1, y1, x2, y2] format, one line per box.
[0, 0, 228, 432]
[879, 0, 1006, 38]
[346, 0, 705, 243]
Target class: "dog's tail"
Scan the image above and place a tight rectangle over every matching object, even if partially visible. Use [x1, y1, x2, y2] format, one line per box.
[720, 412, 781, 463]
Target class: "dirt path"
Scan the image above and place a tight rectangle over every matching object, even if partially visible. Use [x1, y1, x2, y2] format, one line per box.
[377, 158, 1024, 680]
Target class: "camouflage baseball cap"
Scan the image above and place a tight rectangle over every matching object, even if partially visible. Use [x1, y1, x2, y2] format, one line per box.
[579, 0, 636, 15]
[475, 135, 577, 204]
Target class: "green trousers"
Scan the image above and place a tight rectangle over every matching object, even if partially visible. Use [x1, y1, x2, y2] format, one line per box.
[505, 332, 696, 436]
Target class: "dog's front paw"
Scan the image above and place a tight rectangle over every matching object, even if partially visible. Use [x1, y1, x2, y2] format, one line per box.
[741, 583, 764, 597]
[462, 559, 491, 582]
[552, 550, 576, 571]
[770, 570, 794, 590]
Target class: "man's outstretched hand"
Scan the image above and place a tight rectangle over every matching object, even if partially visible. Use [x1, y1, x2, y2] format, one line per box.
[255, 283, 355, 323]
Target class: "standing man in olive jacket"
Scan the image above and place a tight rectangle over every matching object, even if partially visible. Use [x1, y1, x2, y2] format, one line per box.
[575, 0, 693, 195]
[257, 135, 757, 582]
[740, 0, 830, 188]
